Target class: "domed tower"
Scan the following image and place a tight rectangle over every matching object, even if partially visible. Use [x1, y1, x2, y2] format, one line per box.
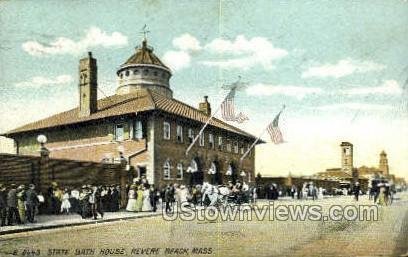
[116, 39, 173, 98]
[379, 150, 389, 176]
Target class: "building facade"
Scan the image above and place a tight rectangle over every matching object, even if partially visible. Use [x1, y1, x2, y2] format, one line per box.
[3, 39, 259, 188]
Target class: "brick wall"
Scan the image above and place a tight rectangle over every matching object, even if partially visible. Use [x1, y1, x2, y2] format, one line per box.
[152, 112, 255, 188]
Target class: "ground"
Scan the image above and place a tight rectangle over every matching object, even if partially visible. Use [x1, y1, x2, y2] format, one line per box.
[0, 193, 407, 257]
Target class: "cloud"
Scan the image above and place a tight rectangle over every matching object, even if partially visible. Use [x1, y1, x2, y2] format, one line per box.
[15, 75, 73, 88]
[201, 35, 288, 70]
[343, 80, 403, 95]
[22, 27, 128, 56]
[312, 103, 393, 111]
[162, 50, 191, 71]
[302, 58, 385, 78]
[246, 83, 322, 99]
[162, 34, 201, 71]
[172, 33, 202, 52]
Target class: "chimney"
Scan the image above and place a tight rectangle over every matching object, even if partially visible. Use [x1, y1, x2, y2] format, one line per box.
[78, 52, 97, 117]
[199, 96, 211, 115]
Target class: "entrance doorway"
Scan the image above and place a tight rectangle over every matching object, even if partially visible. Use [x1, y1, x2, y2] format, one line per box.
[138, 166, 146, 178]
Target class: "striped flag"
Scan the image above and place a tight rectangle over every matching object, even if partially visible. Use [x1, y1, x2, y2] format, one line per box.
[221, 87, 249, 123]
[267, 107, 285, 144]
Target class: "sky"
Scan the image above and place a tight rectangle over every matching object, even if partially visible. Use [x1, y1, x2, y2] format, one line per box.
[0, 0, 407, 179]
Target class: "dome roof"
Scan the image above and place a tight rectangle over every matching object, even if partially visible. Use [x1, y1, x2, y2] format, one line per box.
[120, 39, 170, 71]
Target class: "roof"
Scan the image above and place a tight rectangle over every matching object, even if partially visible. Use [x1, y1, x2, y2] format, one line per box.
[120, 40, 170, 71]
[4, 89, 258, 141]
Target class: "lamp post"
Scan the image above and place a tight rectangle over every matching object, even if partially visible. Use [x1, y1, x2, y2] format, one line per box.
[37, 134, 49, 190]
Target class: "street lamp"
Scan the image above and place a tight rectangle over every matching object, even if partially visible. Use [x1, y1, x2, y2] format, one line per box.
[37, 134, 47, 145]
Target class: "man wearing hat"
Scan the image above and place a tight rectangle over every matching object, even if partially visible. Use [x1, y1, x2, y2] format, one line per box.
[7, 184, 20, 225]
[0, 184, 7, 226]
[25, 184, 39, 223]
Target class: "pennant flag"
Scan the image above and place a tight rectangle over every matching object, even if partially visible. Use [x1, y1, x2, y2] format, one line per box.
[267, 107, 285, 144]
[221, 87, 249, 123]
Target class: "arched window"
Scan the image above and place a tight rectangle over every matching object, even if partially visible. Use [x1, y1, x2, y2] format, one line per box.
[208, 162, 217, 174]
[176, 163, 183, 180]
[163, 160, 171, 179]
[125, 70, 130, 76]
[187, 159, 198, 173]
[226, 165, 233, 176]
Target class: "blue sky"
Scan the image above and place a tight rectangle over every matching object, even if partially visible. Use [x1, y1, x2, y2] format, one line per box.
[0, 0, 407, 178]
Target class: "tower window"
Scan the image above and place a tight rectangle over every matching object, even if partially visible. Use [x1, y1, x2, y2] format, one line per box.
[143, 69, 149, 75]
[133, 69, 139, 74]
[120, 73, 123, 79]
[154, 71, 158, 76]
[125, 70, 130, 76]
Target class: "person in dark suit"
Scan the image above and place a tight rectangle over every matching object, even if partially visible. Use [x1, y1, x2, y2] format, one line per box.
[0, 184, 7, 226]
[149, 185, 158, 212]
[353, 182, 360, 201]
[25, 184, 39, 223]
[7, 184, 20, 225]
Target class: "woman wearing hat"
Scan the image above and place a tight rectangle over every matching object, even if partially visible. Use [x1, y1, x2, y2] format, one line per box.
[17, 185, 26, 224]
[126, 185, 137, 212]
[134, 185, 144, 212]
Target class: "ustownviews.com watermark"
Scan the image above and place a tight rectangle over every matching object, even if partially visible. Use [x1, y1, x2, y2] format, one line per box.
[162, 202, 379, 222]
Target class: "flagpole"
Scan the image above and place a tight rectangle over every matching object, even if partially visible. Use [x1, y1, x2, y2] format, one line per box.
[185, 88, 234, 156]
[240, 105, 286, 163]
[239, 127, 268, 163]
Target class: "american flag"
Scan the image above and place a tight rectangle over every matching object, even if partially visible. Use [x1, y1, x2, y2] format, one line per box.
[221, 87, 249, 123]
[267, 108, 285, 144]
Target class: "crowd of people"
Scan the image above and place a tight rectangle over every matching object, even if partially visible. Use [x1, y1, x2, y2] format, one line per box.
[0, 182, 122, 227]
[0, 177, 401, 227]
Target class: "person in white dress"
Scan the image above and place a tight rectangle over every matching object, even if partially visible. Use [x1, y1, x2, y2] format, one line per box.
[126, 185, 137, 212]
[60, 189, 71, 214]
[142, 187, 152, 212]
[179, 185, 189, 203]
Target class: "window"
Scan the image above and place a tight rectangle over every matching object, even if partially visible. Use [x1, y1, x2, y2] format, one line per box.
[176, 125, 183, 143]
[125, 70, 130, 76]
[199, 132, 204, 146]
[114, 124, 124, 141]
[209, 134, 214, 149]
[163, 122, 171, 140]
[247, 143, 251, 156]
[119, 73, 123, 79]
[134, 120, 143, 139]
[153, 71, 158, 76]
[188, 128, 194, 143]
[176, 163, 183, 180]
[163, 160, 171, 179]
[143, 69, 149, 75]
[218, 136, 223, 151]
[226, 140, 232, 152]
[233, 141, 239, 153]
[240, 144, 245, 154]
[133, 69, 139, 75]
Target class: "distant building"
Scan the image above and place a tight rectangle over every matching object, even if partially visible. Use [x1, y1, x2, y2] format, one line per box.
[379, 150, 389, 176]
[340, 142, 353, 174]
